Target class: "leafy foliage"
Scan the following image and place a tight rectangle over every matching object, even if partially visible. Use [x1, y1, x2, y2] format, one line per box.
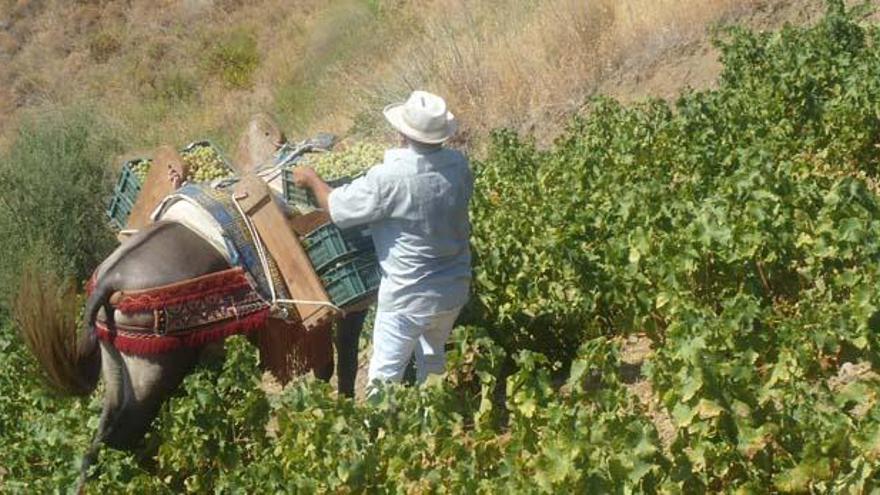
[0, 320, 97, 491]
[469, 0, 880, 363]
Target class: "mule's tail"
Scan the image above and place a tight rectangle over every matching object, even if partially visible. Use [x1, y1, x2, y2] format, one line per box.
[15, 263, 104, 396]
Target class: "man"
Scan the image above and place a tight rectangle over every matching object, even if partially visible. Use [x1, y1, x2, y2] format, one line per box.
[292, 90, 473, 392]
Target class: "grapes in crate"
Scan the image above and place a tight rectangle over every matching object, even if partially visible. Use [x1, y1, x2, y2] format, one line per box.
[310, 142, 384, 180]
[182, 145, 234, 183]
[131, 160, 151, 184]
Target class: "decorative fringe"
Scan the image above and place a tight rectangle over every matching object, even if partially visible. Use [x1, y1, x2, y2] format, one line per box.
[114, 268, 252, 313]
[96, 309, 269, 355]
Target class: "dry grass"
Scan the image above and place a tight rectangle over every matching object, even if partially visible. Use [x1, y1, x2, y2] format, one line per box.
[364, 0, 768, 146]
[0, 0, 830, 155]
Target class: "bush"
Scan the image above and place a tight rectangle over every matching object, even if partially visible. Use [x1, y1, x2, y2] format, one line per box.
[0, 319, 97, 490]
[154, 71, 199, 103]
[0, 105, 121, 305]
[207, 30, 260, 89]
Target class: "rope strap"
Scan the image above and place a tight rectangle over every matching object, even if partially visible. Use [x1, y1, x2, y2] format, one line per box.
[230, 191, 343, 318]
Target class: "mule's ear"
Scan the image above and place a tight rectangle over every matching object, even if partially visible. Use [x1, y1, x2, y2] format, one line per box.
[234, 113, 286, 174]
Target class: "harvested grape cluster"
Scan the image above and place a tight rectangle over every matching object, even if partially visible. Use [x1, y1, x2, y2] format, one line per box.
[182, 145, 234, 183]
[309, 141, 384, 180]
[130, 159, 151, 184]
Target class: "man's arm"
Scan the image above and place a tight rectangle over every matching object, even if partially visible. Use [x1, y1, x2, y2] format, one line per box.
[291, 166, 332, 210]
[295, 164, 391, 229]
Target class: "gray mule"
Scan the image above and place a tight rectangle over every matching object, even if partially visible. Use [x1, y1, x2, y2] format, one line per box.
[65, 221, 362, 489]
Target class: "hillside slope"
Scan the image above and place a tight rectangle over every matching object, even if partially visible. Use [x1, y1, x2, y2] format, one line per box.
[0, 0, 858, 152]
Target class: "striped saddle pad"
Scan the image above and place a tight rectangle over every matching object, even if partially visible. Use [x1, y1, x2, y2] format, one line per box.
[152, 182, 292, 302]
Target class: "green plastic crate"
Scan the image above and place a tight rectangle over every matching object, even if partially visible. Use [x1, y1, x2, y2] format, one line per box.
[305, 223, 373, 272]
[106, 158, 149, 229]
[107, 191, 136, 230]
[281, 166, 311, 206]
[282, 167, 357, 209]
[321, 254, 381, 308]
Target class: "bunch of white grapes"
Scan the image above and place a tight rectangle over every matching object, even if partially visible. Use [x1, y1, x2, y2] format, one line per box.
[309, 141, 384, 180]
[130, 159, 152, 184]
[182, 145, 234, 183]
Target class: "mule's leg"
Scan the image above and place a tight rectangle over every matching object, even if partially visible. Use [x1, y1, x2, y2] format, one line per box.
[102, 348, 200, 450]
[336, 310, 366, 398]
[314, 355, 334, 382]
[77, 344, 200, 490]
[76, 343, 127, 491]
[81, 345, 200, 459]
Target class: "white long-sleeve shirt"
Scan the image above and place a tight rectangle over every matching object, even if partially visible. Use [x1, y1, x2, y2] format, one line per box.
[328, 145, 473, 315]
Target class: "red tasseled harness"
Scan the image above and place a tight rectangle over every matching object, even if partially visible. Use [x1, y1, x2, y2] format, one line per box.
[92, 267, 271, 355]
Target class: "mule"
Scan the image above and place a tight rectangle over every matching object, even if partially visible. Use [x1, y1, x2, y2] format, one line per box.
[19, 219, 365, 489]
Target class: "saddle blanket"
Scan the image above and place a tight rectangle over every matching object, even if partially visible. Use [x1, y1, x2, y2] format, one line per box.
[151, 182, 292, 302]
[93, 267, 332, 373]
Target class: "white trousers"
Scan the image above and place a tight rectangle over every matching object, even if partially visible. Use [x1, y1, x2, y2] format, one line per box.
[366, 306, 463, 390]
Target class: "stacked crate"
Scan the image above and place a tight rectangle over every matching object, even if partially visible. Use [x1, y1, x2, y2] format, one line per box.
[106, 158, 150, 230]
[107, 139, 380, 312]
[281, 168, 358, 210]
[300, 220, 380, 310]
[283, 163, 380, 310]
[106, 141, 233, 230]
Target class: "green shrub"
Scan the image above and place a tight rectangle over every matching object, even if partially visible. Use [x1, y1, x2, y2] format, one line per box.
[154, 70, 199, 103]
[0, 105, 121, 304]
[274, 80, 317, 132]
[91, 336, 271, 491]
[207, 30, 260, 89]
[0, 319, 97, 490]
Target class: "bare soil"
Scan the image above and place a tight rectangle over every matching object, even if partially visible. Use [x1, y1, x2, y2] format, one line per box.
[619, 334, 678, 452]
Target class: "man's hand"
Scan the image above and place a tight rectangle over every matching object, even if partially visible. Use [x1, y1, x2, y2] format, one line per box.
[292, 166, 320, 189]
[292, 166, 333, 210]
[168, 167, 183, 189]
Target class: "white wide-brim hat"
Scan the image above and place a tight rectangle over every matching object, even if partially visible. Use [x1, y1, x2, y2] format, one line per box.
[383, 90, 458, 144]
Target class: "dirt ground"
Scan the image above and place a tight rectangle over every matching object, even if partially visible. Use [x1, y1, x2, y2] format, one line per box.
[619, 334, 678, 452]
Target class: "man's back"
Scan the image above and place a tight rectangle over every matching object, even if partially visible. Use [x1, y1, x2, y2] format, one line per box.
[296, 89, 468, 388]
[328, 145, 472, 315]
